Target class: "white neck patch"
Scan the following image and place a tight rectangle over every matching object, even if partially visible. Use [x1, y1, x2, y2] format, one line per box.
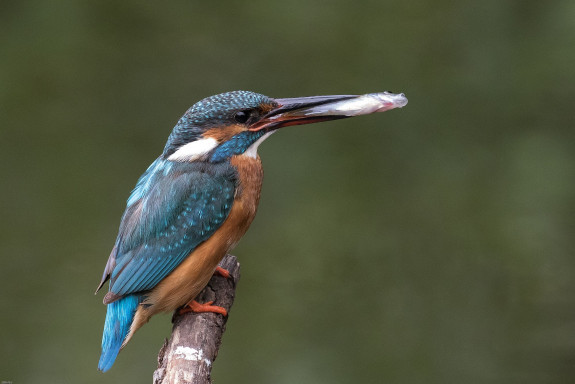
[168, 137, 219, 162]
[244, 131, 274, 158]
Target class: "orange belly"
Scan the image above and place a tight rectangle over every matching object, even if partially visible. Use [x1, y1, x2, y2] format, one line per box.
[125, 155, 263, 343]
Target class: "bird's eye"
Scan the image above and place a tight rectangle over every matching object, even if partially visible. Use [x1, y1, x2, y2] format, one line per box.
[234, 110, 251, 124]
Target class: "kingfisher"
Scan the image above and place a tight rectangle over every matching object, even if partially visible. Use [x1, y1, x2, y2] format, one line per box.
[96, 90, 408, 372]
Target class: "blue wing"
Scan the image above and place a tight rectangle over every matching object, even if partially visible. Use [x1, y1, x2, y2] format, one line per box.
[98, 159, 237, 302]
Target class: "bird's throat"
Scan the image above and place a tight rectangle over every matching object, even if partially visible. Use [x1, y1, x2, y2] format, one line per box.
[243, 131, 274, 158]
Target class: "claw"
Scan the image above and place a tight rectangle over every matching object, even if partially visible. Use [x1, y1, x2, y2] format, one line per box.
[178, 300, 228, 316]
[215, 266, 231, 279]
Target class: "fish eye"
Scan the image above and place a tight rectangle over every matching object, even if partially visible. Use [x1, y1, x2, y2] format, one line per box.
[234, 110, 251, 124]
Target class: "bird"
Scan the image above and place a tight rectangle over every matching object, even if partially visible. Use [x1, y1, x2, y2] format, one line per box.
[95, 90, 408, 372]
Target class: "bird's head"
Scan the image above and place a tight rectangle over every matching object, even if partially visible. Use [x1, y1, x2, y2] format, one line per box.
[162, 90, 407, 163]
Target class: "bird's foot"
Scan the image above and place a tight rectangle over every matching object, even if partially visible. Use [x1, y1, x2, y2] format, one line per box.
[214, 266, 231, 279]
[178, 300, 228, 316]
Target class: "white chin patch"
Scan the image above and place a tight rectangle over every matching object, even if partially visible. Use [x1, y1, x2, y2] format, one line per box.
[168, 137, 219, 162]
[244, 131, 274, 158]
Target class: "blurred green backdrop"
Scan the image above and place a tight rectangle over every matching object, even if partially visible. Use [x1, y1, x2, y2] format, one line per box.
[1, 1, 574, 383]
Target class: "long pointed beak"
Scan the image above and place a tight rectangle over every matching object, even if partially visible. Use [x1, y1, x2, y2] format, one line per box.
[249, 92, 408, 131]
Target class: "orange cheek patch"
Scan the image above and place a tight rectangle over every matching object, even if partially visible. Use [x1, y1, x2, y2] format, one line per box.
[259, 103, 277, 114]
[203, 125, 246, 143]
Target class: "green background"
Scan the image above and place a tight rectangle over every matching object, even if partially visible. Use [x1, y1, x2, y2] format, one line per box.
[2, 1, 574, 383]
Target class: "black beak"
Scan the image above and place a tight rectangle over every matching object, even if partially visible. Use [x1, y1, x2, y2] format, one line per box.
[249, 92, 408, 131]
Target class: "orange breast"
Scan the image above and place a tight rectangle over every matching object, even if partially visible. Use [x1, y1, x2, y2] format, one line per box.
[129, 155, 264, 334]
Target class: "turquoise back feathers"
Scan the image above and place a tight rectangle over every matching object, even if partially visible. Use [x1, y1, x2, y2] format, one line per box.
[103, 161, 237, 299]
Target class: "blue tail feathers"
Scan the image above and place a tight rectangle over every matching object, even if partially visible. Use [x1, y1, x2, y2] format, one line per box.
[98, 294, 142, 372]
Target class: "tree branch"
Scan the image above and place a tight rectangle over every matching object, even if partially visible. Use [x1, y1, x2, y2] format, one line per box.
[153, 254, 240, 384]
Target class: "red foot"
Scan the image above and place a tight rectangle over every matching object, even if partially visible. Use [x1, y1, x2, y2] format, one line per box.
[178, 300, 228, 316]
[215, 266, 231, 279]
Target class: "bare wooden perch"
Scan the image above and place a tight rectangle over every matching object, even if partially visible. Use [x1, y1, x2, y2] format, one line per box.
[153, 254, 240, 384]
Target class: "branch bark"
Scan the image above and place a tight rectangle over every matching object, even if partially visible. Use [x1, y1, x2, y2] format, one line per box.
[153, 254, 240, 384]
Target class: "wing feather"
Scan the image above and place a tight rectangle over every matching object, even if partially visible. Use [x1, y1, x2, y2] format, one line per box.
[100, 160, 237, 301]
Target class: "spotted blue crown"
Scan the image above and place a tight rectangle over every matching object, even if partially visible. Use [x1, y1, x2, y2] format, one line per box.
[163, 91, 273, 157]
